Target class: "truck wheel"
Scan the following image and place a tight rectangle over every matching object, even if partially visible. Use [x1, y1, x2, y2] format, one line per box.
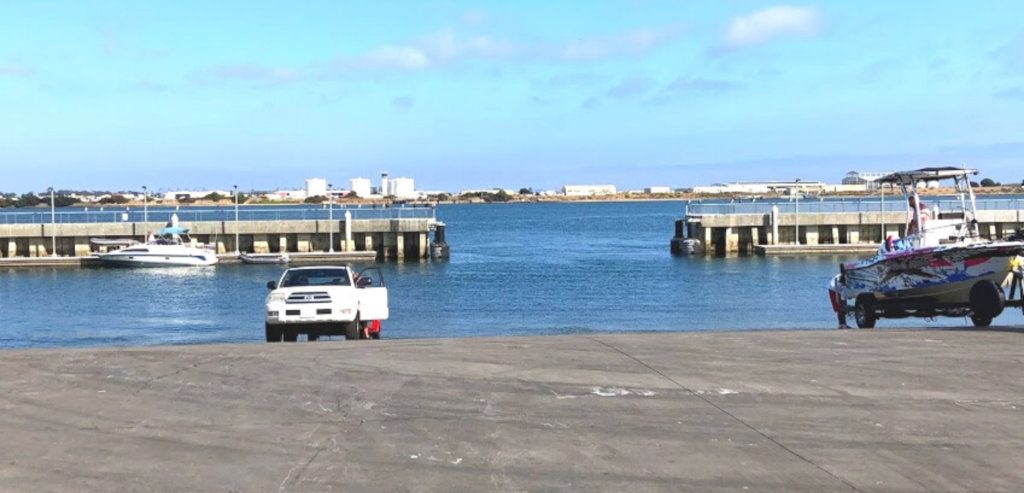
[969, 280, 1005, 319]
[970, 314, 993, 327]
[345, 315, 360, 340]
[283, 331, 298, 342]
[265, 323, 281, 343]
[854, 294, 876, 329]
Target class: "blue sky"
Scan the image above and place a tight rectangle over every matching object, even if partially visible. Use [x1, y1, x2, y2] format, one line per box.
[1, 1, 1023, 193]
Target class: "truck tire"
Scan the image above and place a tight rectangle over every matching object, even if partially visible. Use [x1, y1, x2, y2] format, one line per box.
[854, 293, 876, 329]
[345, 315, 361, 340]
[265, 323, 281, 343]
[970, 314, 993, 327]
[969, 280, 1005, 319]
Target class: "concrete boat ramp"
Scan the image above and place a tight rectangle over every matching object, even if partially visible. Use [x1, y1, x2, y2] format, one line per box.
[2, 329, 1023, 492]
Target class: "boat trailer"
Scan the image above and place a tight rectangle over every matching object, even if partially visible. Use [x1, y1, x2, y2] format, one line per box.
[842, 269, 1024, 328]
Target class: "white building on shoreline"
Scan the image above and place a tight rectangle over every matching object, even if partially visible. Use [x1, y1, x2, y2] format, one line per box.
[349, 178, 371, 198]
[388, 177, 416, 199]
[305, 178, 327, 198]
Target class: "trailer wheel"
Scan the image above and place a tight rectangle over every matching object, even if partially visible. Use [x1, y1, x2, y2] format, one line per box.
[970, 314, 993, 328]
[265, 323, 281, 343]
[854, 294, 876, 329]
[969, 280, 1005, 319]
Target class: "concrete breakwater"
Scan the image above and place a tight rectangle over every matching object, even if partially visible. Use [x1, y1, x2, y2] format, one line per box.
[673, 201, 1024, 256]
[0, 217, 441, 261]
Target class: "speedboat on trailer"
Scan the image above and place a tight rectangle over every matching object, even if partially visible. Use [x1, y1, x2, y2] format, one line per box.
[839, 166, 1024, 328]
[96, 227, 218, 267]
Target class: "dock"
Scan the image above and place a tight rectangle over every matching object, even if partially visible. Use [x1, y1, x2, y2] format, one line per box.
[672, 198, 1023, 256]
[0, 251, 379, 268]
[2, 329, 1023, 491]
[0, 206, 447, 264]
[754, 244, 880, 256]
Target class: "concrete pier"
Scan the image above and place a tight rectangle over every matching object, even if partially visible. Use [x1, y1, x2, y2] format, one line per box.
[674, 207, 1024, 256]
[1, 329, 1023, 492]
[0, 217, 439, 263]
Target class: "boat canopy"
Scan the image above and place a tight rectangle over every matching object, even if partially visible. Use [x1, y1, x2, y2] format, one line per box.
[876, 167, 978, 184]
[158, 227, 190, 235]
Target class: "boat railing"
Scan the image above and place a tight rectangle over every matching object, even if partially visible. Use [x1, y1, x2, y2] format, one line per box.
[0, 205, 438, 225]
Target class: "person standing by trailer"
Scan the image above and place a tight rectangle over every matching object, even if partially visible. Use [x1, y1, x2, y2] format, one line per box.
[828, 274, 850, 329]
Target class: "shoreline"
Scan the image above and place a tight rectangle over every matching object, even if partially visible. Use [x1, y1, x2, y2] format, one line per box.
[2, 188, 1022, 210]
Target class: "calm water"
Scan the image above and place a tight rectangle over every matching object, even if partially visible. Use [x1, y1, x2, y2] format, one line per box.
[1, 201, 1021, 349]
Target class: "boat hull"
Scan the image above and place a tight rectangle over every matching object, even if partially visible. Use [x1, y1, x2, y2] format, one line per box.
[843, 242, 1023, 303]
[98, 249, 218, 268]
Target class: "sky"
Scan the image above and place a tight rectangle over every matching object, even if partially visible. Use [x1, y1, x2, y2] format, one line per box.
[1, 0, 1023, 193]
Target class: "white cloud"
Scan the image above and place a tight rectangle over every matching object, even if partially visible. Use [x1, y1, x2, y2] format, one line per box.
[361, 46, 431, 70]
[327, 25, 681, 75]
[723, 6, 821, 49]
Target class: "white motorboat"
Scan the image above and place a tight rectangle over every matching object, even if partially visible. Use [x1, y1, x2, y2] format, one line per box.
[839, 167, 1024, 327]
[96, 227, 218, 267]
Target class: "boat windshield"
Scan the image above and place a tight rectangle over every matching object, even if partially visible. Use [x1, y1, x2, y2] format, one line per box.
[280, 268, 351, 287]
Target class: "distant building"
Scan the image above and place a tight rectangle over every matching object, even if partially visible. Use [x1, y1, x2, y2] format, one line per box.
[842, 171, 938, 190]
[388, 177, 416, 199]
[305, 178, 328, 198]
[381, 173, 389, 197]
[349, 178, 371, 198]
[644, 186, 672, 194]
[841, 171, 888, 191]
[562, 185, 617, 196]
[693, 181, 825, 195]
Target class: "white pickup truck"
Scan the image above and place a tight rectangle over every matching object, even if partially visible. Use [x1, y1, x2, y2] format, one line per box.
[264, 265, 389, 342]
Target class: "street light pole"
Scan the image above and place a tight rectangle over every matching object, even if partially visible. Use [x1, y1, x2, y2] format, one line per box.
[142, 185, 148, 224]
[328, 184, 334, 252]
[48, 187, 56, 257]
[233, 185, 239, 255]
[794, 179, 801, 245]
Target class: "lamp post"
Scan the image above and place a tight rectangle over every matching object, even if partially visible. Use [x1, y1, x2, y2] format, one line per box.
[233, 185, 239, 255]
[48, 187, 56, 257]
[794, 179, 801, 245]
[142, 185, 148, 224]
[328, 183, 334, 252]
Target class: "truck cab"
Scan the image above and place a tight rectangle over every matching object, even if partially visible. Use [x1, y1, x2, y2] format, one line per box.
[264, 265, 388, 342]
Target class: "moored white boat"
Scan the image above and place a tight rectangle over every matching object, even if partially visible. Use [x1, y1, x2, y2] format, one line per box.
[96, 227, 218, 267]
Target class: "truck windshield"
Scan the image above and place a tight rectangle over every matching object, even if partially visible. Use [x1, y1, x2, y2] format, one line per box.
[281, 268, 350, 287]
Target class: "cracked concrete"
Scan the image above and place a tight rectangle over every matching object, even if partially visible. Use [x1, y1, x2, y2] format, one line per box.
[1, 329, 1023, 492]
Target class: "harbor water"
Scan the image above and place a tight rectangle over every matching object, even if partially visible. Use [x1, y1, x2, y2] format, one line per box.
[1, 201, 1022, 349]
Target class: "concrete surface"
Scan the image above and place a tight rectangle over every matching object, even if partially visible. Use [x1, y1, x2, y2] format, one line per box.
[1, 329, 1023, 492]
